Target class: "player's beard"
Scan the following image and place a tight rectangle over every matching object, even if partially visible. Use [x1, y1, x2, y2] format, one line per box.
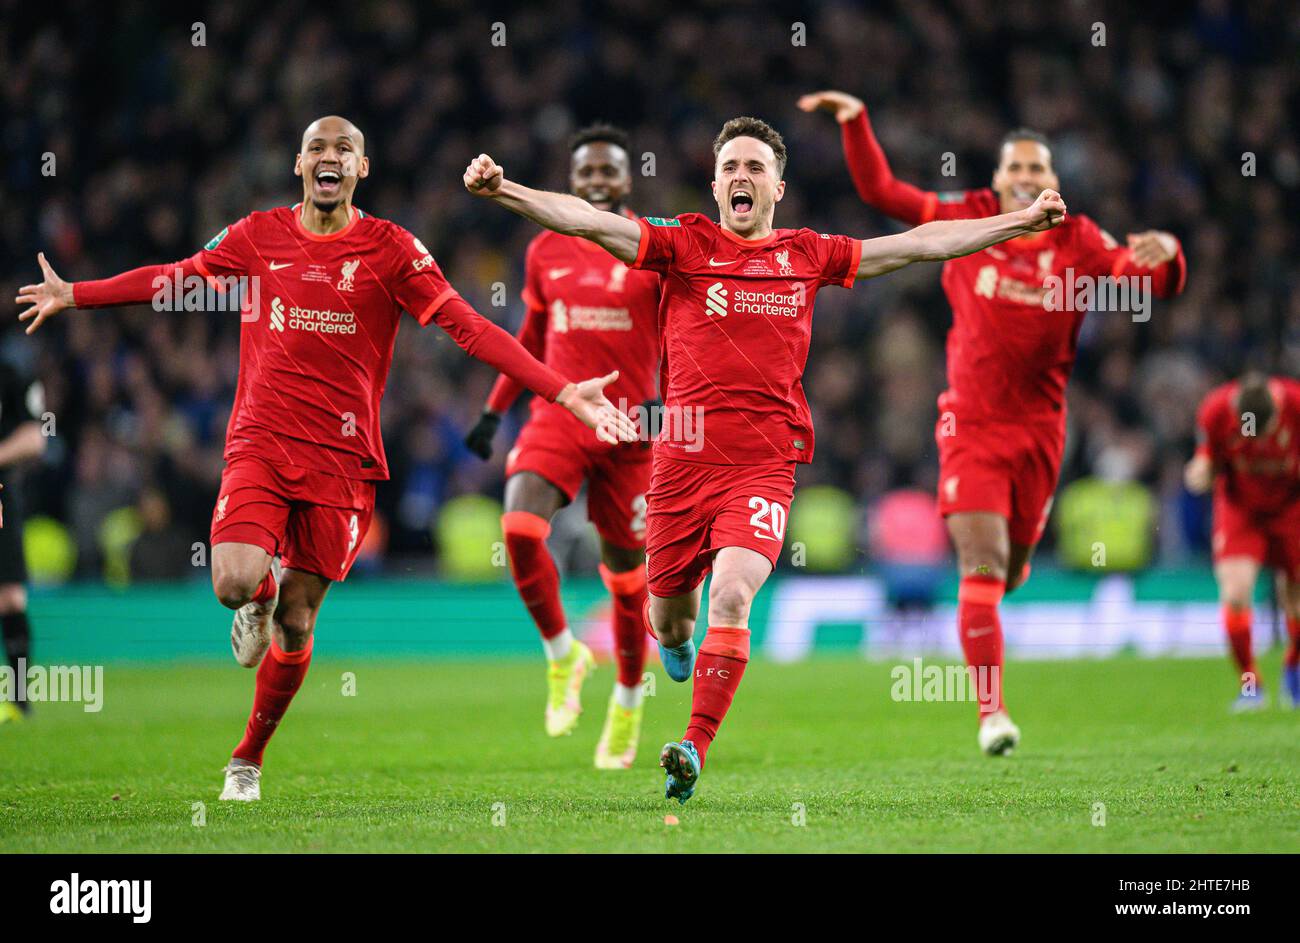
[310, 196, 342, 214]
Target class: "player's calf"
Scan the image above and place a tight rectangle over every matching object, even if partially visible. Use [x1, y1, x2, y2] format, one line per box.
[648, 595, 698, 682]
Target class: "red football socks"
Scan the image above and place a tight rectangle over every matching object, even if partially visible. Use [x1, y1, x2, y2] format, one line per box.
[1223, 606, 1256, 681]
[958, 574, 1006, 719]
[502, 511, 567, 640]
[232, 637, 313, 767]
[250, 568, 277, 606]
[601, 563, 648, 689]
[683, 626, 750, 768]
[1286, 617, 1300, 670]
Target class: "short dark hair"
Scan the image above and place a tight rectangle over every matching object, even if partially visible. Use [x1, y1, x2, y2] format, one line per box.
[713, 116, 787, 176]
[569, 122, 630, 154]
[1000, 127, 1052, 154]
[1237, 371, 1276, 430]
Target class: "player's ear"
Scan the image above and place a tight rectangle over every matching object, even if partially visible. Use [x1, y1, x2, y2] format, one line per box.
[357, 155, 370, 180]
[294, 153, 303, 178]
[773, 179, 786, 203]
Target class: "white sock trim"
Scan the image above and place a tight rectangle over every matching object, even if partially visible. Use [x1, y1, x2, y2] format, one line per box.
[542, 628, 573, 662]
[613, 682, 642, 710]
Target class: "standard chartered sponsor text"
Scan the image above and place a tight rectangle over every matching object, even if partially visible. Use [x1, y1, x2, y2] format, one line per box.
[732, 288, 800, 318]
[288, 305, 357, 334]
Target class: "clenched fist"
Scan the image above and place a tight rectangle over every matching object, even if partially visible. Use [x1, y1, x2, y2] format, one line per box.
[464, 153, 505, 197]
[1023, 189, 1067, 232]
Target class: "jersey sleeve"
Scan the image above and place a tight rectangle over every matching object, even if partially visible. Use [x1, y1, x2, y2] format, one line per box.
[520, 236, 547, 311]
[1195, 393, 1224, 462]
[631, 216, 694, 272]
[840, 110, 932, 225]
[809, 232, 863, 288]
[191, 216, 255, 279]
[1070, 216, 1187, 298]
[385, 225, 459, 325]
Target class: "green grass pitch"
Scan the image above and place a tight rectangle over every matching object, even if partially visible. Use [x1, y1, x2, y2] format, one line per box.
[2, 655, 1296, 852]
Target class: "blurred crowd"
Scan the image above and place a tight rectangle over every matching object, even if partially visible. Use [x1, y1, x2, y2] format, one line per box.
[2, 0, 1297, 580]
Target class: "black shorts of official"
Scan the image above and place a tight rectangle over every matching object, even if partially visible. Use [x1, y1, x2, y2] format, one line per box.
[0, 484, 28, 584]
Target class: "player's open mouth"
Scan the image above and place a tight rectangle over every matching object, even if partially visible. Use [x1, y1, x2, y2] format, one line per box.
[730, 190, 753, 215]
[315, 170, 342, 194]
[1011, 187, 1036, 206]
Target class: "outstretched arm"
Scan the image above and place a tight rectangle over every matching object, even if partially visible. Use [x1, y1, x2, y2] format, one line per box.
[463, 154, 642, 264]
[798, 90, 938, 225]
[855, 189, 1067, 279]
[16, 252, 205, 334]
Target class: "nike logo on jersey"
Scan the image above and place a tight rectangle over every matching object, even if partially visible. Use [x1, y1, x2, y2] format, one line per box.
[708, 257, 739, 267]
[269, 262, 293, 270]
[548, 268, 573, 280]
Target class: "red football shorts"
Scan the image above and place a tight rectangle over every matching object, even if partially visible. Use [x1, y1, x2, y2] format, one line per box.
[644, 456, 796, 598]
[211, 455, 375, 582]
[505, 403, 652, 549]
[1212, 491, 1300, 582]
[936, 415, 1065, 547]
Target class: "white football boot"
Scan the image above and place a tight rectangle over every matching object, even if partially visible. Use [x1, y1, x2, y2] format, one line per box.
[219, 762, 262, 801]
[978, 710, 1021, 756]
[230, 557, 281, 668]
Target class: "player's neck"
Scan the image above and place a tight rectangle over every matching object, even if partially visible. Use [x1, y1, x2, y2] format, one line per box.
[720, 220, 774, 242]
[299, 200, 353, 236]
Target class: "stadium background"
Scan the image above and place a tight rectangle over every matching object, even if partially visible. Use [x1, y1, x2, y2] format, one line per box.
[2, 1, 1297, 656]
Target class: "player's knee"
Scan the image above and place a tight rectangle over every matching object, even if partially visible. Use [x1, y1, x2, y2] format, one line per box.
[274, 605, 317, 648]
[212, 572, 258, 610]
[708, 580, 754, 627]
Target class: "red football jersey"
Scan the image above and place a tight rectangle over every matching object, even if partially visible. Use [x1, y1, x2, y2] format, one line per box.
[193, 205, 469, 481]
[1197, 378, 1300, 513]
[630, 213, 861, 465]
[927, 190, 1186, 425]
[487, 228, 661, 417]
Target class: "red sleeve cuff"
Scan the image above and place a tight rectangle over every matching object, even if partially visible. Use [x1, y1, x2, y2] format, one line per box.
[843, 240, 863, 288]
[538, 369, 569, 403]
[631, 218, 652, 269]
[416, 287, 459, 326]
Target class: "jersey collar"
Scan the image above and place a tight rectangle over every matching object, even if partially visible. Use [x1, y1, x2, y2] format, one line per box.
[293, 203, 360, 242]
[717, 222, 778, 248]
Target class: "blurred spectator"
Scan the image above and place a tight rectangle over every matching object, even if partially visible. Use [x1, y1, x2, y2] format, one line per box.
[128, 487, 195, 582]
